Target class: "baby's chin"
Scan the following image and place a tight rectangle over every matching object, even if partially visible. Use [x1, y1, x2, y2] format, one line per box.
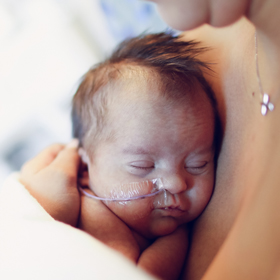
[149, 217, 180, 237]
[106, 200, 184, 238]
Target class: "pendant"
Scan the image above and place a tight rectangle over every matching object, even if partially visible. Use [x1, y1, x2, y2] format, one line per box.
[261, 93, 274, 116]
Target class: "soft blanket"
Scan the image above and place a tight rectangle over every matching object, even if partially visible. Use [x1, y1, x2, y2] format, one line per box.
[0, 173, 155, 280]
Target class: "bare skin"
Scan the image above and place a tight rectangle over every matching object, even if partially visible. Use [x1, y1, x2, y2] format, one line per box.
[20, 141, 81, 227]
[19, 1, 280, 279]
[20, 142, 189, 280]
[148, 0, 280, 279]
[78, 187, 189, 280]
[182, 19, 264, 280]
[21, 76, 214, 279]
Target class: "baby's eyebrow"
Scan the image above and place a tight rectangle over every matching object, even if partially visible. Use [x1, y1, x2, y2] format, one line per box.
[122, 147, 151, 155]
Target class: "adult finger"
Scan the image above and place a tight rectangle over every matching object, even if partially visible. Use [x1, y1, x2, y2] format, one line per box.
[50, 139, 81, 176]
[21, 143, 64, 177]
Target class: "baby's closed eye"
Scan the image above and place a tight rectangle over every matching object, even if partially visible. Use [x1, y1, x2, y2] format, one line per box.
[130, 161, 154, 170]
[185, 161, 209, 175]
[128, 161, 155, 176]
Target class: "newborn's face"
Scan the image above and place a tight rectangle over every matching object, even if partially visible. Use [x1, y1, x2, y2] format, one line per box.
[87, 80, 215, 239]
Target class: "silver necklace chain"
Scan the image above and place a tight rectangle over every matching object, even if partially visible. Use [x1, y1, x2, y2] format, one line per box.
[255, 31, 275, 116]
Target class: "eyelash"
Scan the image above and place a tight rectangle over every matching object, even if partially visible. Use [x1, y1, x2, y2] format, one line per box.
[131, 165, 154, 170]
[131, 162, 208, 171]
[185, 162, 208, 171]
[185, 162, 208, 175]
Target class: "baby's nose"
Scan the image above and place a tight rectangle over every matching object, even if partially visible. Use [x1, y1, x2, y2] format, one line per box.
[161, 175, 187, 194]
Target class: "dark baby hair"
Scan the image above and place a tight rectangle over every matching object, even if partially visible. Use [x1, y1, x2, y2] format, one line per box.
[72, 32, 221, 156]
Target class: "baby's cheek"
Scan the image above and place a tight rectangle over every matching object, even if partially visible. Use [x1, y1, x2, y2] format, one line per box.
[189, 181, 214, 219]
[106, 199, 157, 238]
[105, 198, 154, 222]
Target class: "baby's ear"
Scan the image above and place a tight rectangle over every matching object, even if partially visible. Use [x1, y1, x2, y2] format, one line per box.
[78, 147, 90, 165]
[78, 148, 90, 187]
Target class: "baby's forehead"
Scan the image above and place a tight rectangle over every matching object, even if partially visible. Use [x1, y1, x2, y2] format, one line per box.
[113, 64, 207, 99]
[100, 64, 215, 131]
[107, 81, 213, 129]
[110, 70, 209, 109]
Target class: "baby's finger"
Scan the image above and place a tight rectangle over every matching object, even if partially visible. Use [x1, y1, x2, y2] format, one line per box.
[21, 143, 64, 177]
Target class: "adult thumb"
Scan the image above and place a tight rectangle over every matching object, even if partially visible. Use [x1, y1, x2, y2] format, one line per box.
[51, 139, 81, 176]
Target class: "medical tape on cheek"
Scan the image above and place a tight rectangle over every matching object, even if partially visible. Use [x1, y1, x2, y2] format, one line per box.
[79, 178, 165, 202]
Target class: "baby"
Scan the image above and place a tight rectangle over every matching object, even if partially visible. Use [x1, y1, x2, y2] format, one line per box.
[71, 32, 220, 279]
[22, 32, 220, 280]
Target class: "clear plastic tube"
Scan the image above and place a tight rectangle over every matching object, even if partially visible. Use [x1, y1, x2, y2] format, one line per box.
[79, 178, 165, 202]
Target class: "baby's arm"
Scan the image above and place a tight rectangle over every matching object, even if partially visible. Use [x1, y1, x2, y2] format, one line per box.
[138, 225, 189, 280]
[78, 188, 141, 262]
[20, 142, 188, 279]
[80, 193, 189, 280]
[20, 140, 81, 227]
[79, 187, 189, 279]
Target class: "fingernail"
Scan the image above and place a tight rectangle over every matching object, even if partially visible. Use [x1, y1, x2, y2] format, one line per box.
[66, 139, 79, 149]
[78, 147, 89, 164]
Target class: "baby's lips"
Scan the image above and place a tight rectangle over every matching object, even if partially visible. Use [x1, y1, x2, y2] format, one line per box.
[153, 190, 190, 210]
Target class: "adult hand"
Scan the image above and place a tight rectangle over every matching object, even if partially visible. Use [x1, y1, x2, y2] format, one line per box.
[149, 0, 270, 30]
[20, 140, 81, 227]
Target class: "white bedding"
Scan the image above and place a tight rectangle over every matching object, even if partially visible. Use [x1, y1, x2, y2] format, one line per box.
[0, 173, 156, 280]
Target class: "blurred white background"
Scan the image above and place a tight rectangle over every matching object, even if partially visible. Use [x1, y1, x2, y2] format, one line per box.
[0, 0, 168, 186]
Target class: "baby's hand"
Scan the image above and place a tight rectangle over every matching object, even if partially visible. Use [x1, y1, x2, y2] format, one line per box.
[20, 140, 81, 227]
[138, 225, 189, 280]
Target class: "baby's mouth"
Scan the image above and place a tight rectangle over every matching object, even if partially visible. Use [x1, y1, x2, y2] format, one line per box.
[162, 206, 182, 210]
[156, 206, 186, 217]
[153, 190, 190, 211]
